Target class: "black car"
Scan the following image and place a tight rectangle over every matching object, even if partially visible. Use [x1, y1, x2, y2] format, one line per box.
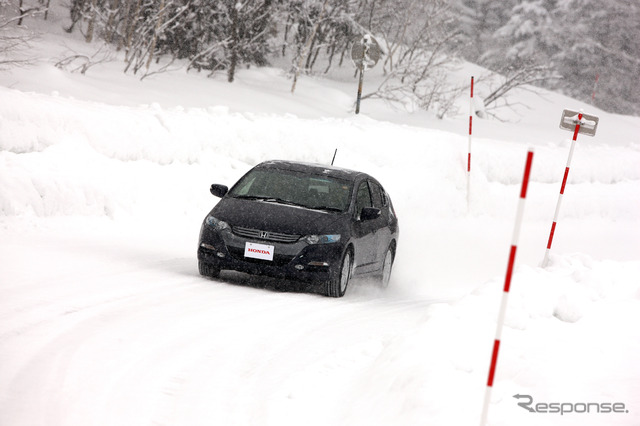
[197, 160, 399, 297]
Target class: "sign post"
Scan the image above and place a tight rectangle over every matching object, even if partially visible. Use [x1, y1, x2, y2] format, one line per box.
[542, 109, 599, 267]
[356, 65, 365, 114]
[351, 35, 381, 114]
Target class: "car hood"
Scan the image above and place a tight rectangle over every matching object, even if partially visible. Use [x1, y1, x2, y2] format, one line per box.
[212, 197, 345, 235]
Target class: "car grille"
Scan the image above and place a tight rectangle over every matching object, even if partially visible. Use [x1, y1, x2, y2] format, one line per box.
[232, 226, 301, 243]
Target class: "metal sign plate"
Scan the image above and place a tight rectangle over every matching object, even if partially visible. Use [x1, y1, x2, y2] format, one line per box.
[351, 35, 381, 70]
[559, 109, 599, 136]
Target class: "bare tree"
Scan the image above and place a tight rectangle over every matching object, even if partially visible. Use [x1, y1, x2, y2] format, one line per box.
[289, 0, 330, 93]
[283, 0, 363, 84]
[222, 0, 274, 83]
[482, 64, 556, 110]
[0, 2, 37, 69]
[0, 0, 46, 26]
[361, 0, 463, 114]
[144, 0, 165, 70]
[65, 0, 90, 33]
[55, 43, 114, 74]
[17, 0, 45, 24]
[123, 0, 188, 77]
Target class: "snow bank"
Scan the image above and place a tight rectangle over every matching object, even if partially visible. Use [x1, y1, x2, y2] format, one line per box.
[2, 86, 639, 223]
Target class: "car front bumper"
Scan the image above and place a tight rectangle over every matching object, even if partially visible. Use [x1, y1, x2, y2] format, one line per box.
[198, 226, 345, 285]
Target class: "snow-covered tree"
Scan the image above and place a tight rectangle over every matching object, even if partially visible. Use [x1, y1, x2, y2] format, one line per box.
[62, 0, 275, 80]
[158, 1, 225, 72]
[552, 0, 640, 114]
[52, 0, 638, 114]
[454, 0, 640, 115]
[122, 0, 182, 75]
[360, 0, 463, 114]
[0, 0, 41, 69]
[452, 0, 516, 62]
[223, 0, 275, 82]
[282, 0, 362, 78]
[480, 0, 558, 68]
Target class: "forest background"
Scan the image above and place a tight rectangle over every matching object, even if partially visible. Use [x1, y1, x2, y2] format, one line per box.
[2, 0, 639, 117]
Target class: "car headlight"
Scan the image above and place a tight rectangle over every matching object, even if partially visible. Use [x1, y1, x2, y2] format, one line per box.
[205, 215, 230, 231]
[303, 234, 341, 244]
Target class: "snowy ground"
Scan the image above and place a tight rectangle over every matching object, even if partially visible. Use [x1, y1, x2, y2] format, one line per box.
[1, 9, 640, 426]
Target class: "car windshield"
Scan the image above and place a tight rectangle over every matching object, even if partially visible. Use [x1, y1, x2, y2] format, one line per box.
[228, 168, 353, 212]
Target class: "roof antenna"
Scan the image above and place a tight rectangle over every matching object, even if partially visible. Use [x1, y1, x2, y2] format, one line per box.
[331, 148, 337, 166]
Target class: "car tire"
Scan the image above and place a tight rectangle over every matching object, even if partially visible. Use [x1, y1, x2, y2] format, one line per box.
[199, 261, 220, 279]
[378, 245, 394, 288]
[326, 249, 352, 298]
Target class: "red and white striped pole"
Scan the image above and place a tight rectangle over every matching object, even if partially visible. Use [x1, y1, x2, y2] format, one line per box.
[542, 113, 582, 267]
[480, 149, 534, 426]
[467, 76, 474, 207]
[591, 73, 599, 105]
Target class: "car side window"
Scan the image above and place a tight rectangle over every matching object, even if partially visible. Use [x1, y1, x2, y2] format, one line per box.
[355, 182, 372, 219]
[380, 187, 388, 207]
[369, 181, 384, 209]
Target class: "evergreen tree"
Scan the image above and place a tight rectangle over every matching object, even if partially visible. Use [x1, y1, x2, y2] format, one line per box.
[553, 0, 640, 114]
[481, 0, 557, 68]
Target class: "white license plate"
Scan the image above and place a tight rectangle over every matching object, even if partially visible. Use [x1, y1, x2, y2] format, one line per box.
[244, 242, 274, 261]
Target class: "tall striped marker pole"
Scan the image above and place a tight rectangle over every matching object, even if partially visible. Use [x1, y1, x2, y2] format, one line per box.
[467, 76, 474, 208]
[480, 149, 534, 426]
[542, 109, 598, 267]
[591, 73, 599, 105]
[542, 114, 581, 267]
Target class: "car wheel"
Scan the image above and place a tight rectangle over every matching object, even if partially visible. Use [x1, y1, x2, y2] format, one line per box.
[199, 261, 220, 279]
[379, 246, 394, 288]
[327, 250, 352, 298]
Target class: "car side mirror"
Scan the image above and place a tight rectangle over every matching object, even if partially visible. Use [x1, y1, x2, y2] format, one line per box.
[210, 184, 228, 198]
[360, 207, 381, 221]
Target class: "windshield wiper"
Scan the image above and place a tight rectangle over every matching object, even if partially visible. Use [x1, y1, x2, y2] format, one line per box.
[309, 205, 343, 212]
[263, 197, 307, 207]
[233, 195, 327, 210]
[232, 195, 269, 200]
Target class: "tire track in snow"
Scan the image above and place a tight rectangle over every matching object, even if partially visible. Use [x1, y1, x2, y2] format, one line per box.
[1, 235, 441, 426]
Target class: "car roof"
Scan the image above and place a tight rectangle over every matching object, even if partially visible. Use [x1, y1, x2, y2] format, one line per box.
[254, 160, 369, 182]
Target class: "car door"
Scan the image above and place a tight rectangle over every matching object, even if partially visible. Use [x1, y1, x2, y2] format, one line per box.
[368, 180, 393, 269]
[351, 180, 378, 273]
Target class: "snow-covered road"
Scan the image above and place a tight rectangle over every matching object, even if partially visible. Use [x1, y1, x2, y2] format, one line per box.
[1, 220, 452, 426]
[2, 211, 638, 425]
